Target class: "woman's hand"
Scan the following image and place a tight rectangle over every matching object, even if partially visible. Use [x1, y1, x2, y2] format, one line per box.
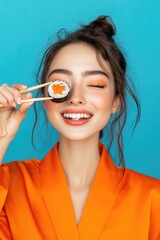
[0, 83, 33, 142]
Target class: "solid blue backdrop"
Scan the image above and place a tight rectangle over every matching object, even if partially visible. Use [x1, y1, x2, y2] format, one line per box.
[0, 0, 160, 178]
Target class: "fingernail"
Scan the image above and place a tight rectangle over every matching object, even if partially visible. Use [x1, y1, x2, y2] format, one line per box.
[26, 93, 31, 97]
[13, 102, 16, 107]
[17, 97, 22, 104]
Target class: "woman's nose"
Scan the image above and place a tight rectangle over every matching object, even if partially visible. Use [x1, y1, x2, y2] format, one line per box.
[67, 84, 86, 105]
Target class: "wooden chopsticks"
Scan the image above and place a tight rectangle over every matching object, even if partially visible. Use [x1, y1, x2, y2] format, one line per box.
[20, 81, 53, 93]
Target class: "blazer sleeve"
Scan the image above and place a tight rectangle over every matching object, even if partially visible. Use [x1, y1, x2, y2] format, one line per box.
[0, 165, 13, 239]
[149, 180, 160, 239]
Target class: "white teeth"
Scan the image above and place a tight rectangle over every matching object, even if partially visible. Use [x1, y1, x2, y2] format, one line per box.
[63, 113, 91, 120]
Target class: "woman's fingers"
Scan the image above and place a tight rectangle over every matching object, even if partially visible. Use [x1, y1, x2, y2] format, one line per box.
[0, 84, 22, 107]
[12, 83, 27, 91]
[16, 92, 33, 115]
[0, 93, 10, 108]
[0, 84, 32, 108]
[17, 101, 34, 115]
[0, 83, 34, 114]
[0, 84, 34, 142]
[21, 92, 32, 100]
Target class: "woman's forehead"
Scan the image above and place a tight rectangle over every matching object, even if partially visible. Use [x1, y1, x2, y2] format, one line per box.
[48, 43, 113, 78]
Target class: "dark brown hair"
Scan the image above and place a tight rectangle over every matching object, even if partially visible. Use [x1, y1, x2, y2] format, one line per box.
[33, 15, 140, 168]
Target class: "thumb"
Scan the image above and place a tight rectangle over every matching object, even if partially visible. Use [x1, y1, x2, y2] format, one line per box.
[15, 101, 34, 122]
[15, 93, 34, 122]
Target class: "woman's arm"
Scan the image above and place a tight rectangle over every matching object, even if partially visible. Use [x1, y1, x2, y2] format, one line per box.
[0, 211, 13, 240]
[0, 164, 13, 239]
[0, 84, 34, 238]
[149, 182, 160, 239]
[0, 84, 33, 165]
[0, 139, 12, 166]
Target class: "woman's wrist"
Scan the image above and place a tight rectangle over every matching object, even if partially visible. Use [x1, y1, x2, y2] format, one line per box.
[0, 136, 13, 144]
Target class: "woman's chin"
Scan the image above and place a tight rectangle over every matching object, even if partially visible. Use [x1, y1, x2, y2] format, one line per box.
[59, 132, 99, 142]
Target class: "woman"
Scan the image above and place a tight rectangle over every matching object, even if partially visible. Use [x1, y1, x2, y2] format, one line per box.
[0, 16, 160, 239]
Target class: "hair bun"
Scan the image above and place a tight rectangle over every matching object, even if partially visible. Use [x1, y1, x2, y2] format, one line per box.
[82, 15, 116, 38]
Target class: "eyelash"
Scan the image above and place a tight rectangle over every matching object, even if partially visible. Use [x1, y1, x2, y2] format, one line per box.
[88, 85, 105, 89]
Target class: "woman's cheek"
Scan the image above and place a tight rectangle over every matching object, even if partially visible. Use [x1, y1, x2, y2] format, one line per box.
[43, 101, 60, 124]
[44, 101, 58, 111]
[88, 91, 114, 111]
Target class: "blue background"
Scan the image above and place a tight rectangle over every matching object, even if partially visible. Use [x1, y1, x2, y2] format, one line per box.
[0, 0, 160, 179]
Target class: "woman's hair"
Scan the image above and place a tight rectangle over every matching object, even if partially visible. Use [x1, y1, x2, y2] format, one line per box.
[33, 15, 140, 168]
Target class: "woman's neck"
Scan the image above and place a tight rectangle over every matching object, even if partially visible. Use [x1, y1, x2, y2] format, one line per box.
[58, 136, 100, 189]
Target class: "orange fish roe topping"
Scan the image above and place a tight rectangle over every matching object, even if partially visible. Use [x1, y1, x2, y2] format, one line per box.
[52, 84, 66, 94]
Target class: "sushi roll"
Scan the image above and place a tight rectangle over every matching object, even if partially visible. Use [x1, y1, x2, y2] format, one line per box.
[47, 80, 71, 103]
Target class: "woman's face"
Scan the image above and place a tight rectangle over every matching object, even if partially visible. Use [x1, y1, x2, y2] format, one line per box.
[44, 43, 119, 141]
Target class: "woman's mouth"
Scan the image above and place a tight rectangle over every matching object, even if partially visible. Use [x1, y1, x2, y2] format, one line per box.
[61, 111, 93, 125]
[63, 113, 91, 120]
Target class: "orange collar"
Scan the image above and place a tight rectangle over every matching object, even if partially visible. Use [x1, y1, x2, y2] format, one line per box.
[40, 142, 121, 239]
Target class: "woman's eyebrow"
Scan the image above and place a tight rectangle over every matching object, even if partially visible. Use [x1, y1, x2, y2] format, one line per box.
[48, 69, 72, 78]
[82, 70, 111, 81]
[48, 69, 111, 80]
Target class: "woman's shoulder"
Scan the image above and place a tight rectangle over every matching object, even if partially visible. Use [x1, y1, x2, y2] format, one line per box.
[2, 158, 41, 176]
[0, 159, 41, 192]
[120, 167, 160, 193]
[3, 158, 40, 167]
[1, 144, 57, 178]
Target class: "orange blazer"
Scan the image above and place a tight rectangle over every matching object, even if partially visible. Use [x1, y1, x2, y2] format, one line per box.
[0, 142, 160, 240]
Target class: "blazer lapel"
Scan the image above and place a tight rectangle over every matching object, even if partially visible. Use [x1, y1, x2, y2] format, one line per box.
[39, 143, 79, 240]
[78, 143, 121, 239]
[39, 142, 121, 240]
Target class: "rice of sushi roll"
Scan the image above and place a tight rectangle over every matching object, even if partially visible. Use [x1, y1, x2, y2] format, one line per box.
[47, 80, 71, 103]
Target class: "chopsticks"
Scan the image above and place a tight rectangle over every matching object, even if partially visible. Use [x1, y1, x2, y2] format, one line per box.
[20, 81, 53, 93]
[21, 97, 53, 103]
[0, 81, 53, 107]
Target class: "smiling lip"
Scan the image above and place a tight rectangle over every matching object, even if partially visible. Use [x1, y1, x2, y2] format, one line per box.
[61, 109, 93, 126]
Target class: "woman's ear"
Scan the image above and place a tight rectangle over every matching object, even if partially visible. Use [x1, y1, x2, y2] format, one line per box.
[111, 96, 121, 114]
